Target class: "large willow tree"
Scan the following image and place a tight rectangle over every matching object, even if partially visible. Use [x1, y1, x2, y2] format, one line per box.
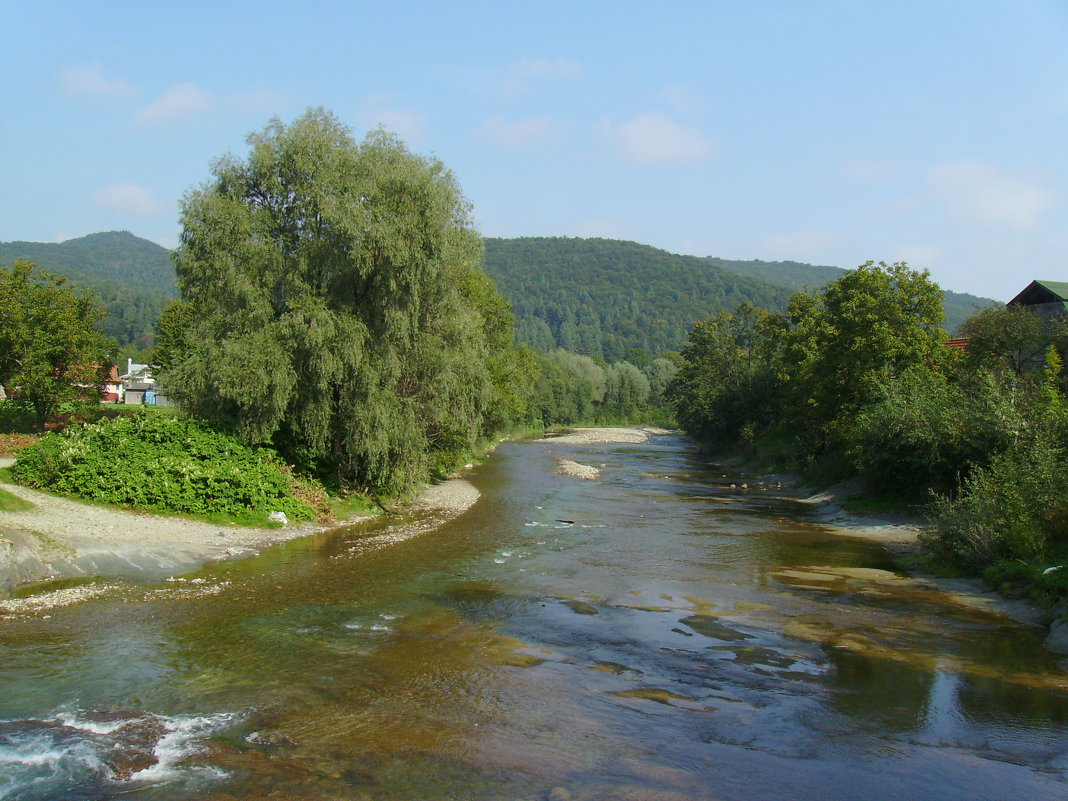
[165, 109, 523, 493]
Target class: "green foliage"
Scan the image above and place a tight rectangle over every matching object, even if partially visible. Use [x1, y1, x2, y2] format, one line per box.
[849, 368, 1025, 495]
[708, 255, 997, 334]
[957, 305, 1064, 377]
[12, 412, 318, 522]
[671, 260, 1068, 604]
[163, 109, 525, 494]
[483, 237, 794, 361]
[0, 260, 116, 429]
[782, 261, 946, 442]
[926, 432, 1068, 569]
[0, 231, 177, 348]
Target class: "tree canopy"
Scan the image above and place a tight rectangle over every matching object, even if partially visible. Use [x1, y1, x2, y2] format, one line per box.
[0, 259, 115, 427]
[163, 109, 524, 493]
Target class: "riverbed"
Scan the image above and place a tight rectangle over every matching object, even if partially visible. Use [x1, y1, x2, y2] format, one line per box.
[1, 434, 1066, 800]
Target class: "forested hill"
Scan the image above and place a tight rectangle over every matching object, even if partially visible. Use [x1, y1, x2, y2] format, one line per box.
[706, 257, 999, 333]
[0, 231, 176, 348]
[483, 237, 793, 361]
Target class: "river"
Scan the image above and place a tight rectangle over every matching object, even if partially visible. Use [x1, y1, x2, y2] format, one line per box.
[1, 434, 1066, 800]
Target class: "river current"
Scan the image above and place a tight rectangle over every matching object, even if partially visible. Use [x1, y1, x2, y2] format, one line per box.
[1, 434, 1066, 800]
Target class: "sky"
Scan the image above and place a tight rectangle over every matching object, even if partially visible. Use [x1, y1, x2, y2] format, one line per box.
[2, 0, 1066, 301]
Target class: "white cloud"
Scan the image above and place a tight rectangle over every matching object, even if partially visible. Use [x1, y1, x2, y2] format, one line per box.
[660, 86, 700, 113]
[134, 83, 214, 127]
[476, 115, 563, 148]
[360, 95, 426, 145]
[59, 65, 137, 102]
[928, 160, 1055, 229]
[496, 58, 583, 96]
[610, 114, 716, 163]
[93, 183, 163, 216]
[761, 230, 841, 258]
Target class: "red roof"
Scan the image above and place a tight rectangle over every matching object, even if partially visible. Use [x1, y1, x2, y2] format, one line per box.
[945, 337, 969, 351]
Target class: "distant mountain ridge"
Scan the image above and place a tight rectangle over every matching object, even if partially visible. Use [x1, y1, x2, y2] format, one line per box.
[0, 231, 176, 296]
[0, 231, 176, 348]
[483, 237, 794, 361]
[1, 232, 1000, 355]
[483, 237, 999, 360]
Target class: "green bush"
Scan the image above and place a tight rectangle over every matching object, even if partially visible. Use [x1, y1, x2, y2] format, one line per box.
[926, 435, 1068, 568]
[850, 369, 1024, 495]
[12, 412, 319, 522]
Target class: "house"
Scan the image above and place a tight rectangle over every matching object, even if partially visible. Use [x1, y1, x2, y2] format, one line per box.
[1007, 280, 1068, 321]
[102, 365, 123, 403]
[120, 359, 169, 405]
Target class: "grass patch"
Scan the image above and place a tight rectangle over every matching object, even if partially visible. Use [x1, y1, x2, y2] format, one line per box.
[0, 486, 33, 512]
[329, 493, 382, 521]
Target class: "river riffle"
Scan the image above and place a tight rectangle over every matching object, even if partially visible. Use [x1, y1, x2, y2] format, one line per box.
[1, 434, 1066, 800]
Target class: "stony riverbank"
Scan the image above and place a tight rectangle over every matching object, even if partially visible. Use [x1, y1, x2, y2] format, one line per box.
[0, 454, 480, 598]
[731, 464, 1068, 658]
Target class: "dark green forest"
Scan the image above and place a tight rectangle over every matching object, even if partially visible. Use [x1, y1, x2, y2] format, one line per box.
[484, 237, 1000, 360]
[1, 232, 998, 362]
[0, 231, 175, 350]
[484, 237, 793, 361]
[705, 256, 997, 332]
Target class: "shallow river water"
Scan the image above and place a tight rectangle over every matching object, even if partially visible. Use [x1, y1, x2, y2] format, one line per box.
[1, 435, 1066, 801]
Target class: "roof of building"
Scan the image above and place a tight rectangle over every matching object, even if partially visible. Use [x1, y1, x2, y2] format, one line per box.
[1008, 280, 1068, 311]
[945, 337, 969, 350]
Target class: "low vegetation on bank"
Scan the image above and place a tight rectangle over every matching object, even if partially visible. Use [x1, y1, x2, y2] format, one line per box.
[671, 262, 1068, 608]
[11, 413, 326, 526]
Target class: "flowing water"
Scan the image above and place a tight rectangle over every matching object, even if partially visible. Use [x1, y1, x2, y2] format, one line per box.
[1, 435, 1066, 800]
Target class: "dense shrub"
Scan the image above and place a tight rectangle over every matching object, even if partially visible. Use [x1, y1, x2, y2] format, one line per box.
[12, 412, 320, 522]
[850, 369, 1024, 495]
[926, 434, 1068, 568]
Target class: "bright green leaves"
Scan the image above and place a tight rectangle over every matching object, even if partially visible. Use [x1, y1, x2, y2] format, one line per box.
[0, 259, 115, 429]
[165, 109, 519, 494]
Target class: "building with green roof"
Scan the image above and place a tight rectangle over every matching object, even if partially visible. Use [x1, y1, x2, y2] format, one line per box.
[1008, 280, 1068, 321]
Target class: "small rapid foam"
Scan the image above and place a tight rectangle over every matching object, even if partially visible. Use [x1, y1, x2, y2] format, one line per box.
[0, 707, 236, 800]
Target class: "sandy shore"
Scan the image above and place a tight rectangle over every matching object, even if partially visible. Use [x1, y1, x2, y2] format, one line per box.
[534, 426, 672, 445]
[0, 456, 479, 597]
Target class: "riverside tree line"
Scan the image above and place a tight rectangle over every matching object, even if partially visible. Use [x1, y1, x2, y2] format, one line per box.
[669, 263, 1068, 606]
[1, 109, 673, 512]
[2, 108, 1064, 606]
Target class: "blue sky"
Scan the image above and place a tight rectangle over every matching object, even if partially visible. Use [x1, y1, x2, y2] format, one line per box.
[2, 0, 1065, 301]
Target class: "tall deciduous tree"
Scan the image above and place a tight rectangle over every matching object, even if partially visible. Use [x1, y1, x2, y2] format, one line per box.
[782, 261, 946, 437]
[0, 259, 115, 428]
[164, 109, 522, 493]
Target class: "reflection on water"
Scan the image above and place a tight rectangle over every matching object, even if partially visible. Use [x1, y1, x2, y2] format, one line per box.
[1, 435, 1066, 800]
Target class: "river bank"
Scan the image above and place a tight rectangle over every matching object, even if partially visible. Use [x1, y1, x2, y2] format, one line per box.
[0, 428, 656, 602]
[714, 458, 1068, 656]
[0, 455, 480, 601]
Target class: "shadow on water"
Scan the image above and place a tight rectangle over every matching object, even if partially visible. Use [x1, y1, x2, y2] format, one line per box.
[1, 434, 1067, 801]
